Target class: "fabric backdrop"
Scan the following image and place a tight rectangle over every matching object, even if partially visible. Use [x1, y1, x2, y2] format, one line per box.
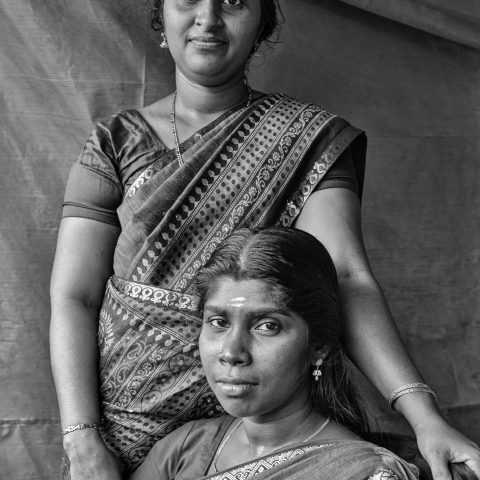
[1, 1, 479, 479]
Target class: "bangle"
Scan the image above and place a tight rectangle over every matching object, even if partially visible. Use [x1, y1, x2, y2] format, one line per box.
[388, 383, 437, 410]
[61, 422, 102, 436]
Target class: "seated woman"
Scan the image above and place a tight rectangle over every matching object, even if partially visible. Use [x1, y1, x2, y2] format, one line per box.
[130, 227, 420, 480]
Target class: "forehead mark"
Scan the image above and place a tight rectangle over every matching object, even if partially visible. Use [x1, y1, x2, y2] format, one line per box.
[226, 296, 246, 308]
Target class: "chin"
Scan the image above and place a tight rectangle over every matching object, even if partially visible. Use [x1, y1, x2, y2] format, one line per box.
[182, 59, 244, 83]
[222, 405, 256, 418]
[217, 398, 258, 418]
[190, 66, 234, 82]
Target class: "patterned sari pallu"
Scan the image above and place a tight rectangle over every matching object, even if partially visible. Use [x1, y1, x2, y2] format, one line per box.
[203, 441, 419, 480]
[97, 93, 366, 469]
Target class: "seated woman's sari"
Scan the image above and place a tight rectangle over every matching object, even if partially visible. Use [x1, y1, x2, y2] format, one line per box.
[91, 93, 366, 470]
[130, 417, 419, 480]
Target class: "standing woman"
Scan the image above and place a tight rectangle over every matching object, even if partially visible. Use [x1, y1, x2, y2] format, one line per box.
[49, 1, 480, 480]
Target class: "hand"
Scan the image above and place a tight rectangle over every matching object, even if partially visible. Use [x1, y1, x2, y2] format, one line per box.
[414, 414, 480, 480]
[63, 428, 124, 480]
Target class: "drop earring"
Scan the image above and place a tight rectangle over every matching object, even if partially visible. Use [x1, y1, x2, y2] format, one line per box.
[160, 32, 169, 49]
[313, 359, 323, 381]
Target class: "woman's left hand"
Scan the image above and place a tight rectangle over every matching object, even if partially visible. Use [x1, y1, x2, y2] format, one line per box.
[414, 414, 480, 480]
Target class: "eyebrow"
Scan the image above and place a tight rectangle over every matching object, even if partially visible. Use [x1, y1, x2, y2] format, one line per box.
[203, 305, 292, 318]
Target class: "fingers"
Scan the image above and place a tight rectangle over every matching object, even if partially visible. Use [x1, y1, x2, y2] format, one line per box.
[425, 447, 480, 480]
[426, 452, 453, 480]
[463, 451, 480, 480]
[450, 463, 478, 480]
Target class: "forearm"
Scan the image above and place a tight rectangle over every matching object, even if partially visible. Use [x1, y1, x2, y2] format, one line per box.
[50, 297, 102, 428]
[339, 272, 444, 430]
[50, 218, 119, 428]
[49, 218, 124, 478]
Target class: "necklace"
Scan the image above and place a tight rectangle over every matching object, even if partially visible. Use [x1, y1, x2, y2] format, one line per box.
[170, 86, 252, 167]
[212, 417, 330, 472]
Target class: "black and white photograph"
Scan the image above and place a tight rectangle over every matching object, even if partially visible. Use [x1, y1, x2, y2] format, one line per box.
[1, 1, 479, 479]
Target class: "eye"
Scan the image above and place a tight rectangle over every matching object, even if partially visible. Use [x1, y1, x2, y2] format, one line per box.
[255, 320, 281, 334]
[206, 316, 229, 329]
[222, 0, 244, 6]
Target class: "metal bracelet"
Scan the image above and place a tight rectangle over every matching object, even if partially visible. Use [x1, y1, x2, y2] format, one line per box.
[388, 383, 437, 410]
[61, 422, 102, 436]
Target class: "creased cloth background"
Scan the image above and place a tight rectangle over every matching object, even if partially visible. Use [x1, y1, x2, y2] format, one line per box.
[1, 1, 479, 479]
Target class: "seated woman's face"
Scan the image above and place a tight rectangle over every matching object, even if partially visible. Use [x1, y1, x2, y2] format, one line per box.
[199, 276, 313, 421]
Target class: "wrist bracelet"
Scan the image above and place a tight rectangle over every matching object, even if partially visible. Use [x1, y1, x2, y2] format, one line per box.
[61, 422, 102, 436]
[388, 383, 437, 410]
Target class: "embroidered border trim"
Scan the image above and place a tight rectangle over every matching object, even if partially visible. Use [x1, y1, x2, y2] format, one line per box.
[208, 445, 326, 480]
[276, 125, 363, 227]
[127, 166, 154, 198]
[172, 96, 330, 290]
[111, 276, 200, 312]
[368, 468, 402, 480]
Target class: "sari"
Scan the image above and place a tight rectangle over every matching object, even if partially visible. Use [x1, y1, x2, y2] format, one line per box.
[96, 93, 366, 470]
[203, 441, 419, 480]
[130, 416, 419, 480]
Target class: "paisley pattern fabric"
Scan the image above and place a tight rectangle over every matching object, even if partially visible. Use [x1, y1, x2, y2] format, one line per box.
[96, 93, 366, 470]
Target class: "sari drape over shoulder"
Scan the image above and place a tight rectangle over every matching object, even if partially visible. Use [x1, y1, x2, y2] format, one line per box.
[96, 94, 366, 469]
[130, 417, 419, 480]
[202, 441, 419, 480]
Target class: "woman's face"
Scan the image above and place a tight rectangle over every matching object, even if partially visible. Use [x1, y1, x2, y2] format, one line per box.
[162, 0, 263, 86]
[199, 277, 313, 421]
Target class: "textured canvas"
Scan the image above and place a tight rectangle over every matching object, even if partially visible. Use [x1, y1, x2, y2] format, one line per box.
[1, 0, 479, 478]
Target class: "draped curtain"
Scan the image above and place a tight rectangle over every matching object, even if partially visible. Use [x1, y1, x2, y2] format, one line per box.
[338, 0, 480, 48]
[1, 1, 479, 478]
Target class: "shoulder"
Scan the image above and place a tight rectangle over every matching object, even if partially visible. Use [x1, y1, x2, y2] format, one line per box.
[274, 92, 325, 108]
[272, 93, 364, 133]
[270, 93, 333, 118]
[179, 416, 235, 448]
[77, 109, 163, 183]
[308, 439, 419, 480]
[77, 110, 141, 161]
[147, 416, 234, 459]
[132, 420, 208, 480]
[351, 440, 420, 480]
[92, 110, 146, 153]
[142, 416, 234, 480]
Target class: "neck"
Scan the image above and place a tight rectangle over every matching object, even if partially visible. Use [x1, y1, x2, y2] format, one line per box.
[240, 404, 327, 451]
[174, 70, 250, 117]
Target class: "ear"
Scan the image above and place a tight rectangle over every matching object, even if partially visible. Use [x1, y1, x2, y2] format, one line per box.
[310, 345, 330, 365]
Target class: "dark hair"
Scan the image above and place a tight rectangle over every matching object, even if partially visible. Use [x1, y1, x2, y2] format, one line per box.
[148, 0, 282, 47]
[196, 227, 372, 436]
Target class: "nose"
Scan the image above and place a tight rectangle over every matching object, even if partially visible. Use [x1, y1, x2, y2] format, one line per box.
[218, 329, 251, 366]
[195, 0, 223, 30]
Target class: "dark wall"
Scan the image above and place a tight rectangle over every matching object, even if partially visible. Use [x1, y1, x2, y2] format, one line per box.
[1, 1, 478, 478]
[249, 1, 480, 436]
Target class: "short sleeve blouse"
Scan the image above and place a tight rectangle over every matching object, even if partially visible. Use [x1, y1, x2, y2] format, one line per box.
[63, 110, 364, 227]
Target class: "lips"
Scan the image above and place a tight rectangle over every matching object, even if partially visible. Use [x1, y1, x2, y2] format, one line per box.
[215, 377, 257, 396]
[189, 36, 227, 48]
[216, 376, 256, 385]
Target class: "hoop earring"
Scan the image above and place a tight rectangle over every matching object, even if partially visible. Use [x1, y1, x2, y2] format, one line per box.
[312, 359, 323, 381]
[160, 32, 169, 49]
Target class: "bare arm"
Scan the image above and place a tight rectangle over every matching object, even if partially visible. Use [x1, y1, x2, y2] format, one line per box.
[50, 217, 123, 480]
[295, 188, 421, 392]
[294, 188, 480, 480]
